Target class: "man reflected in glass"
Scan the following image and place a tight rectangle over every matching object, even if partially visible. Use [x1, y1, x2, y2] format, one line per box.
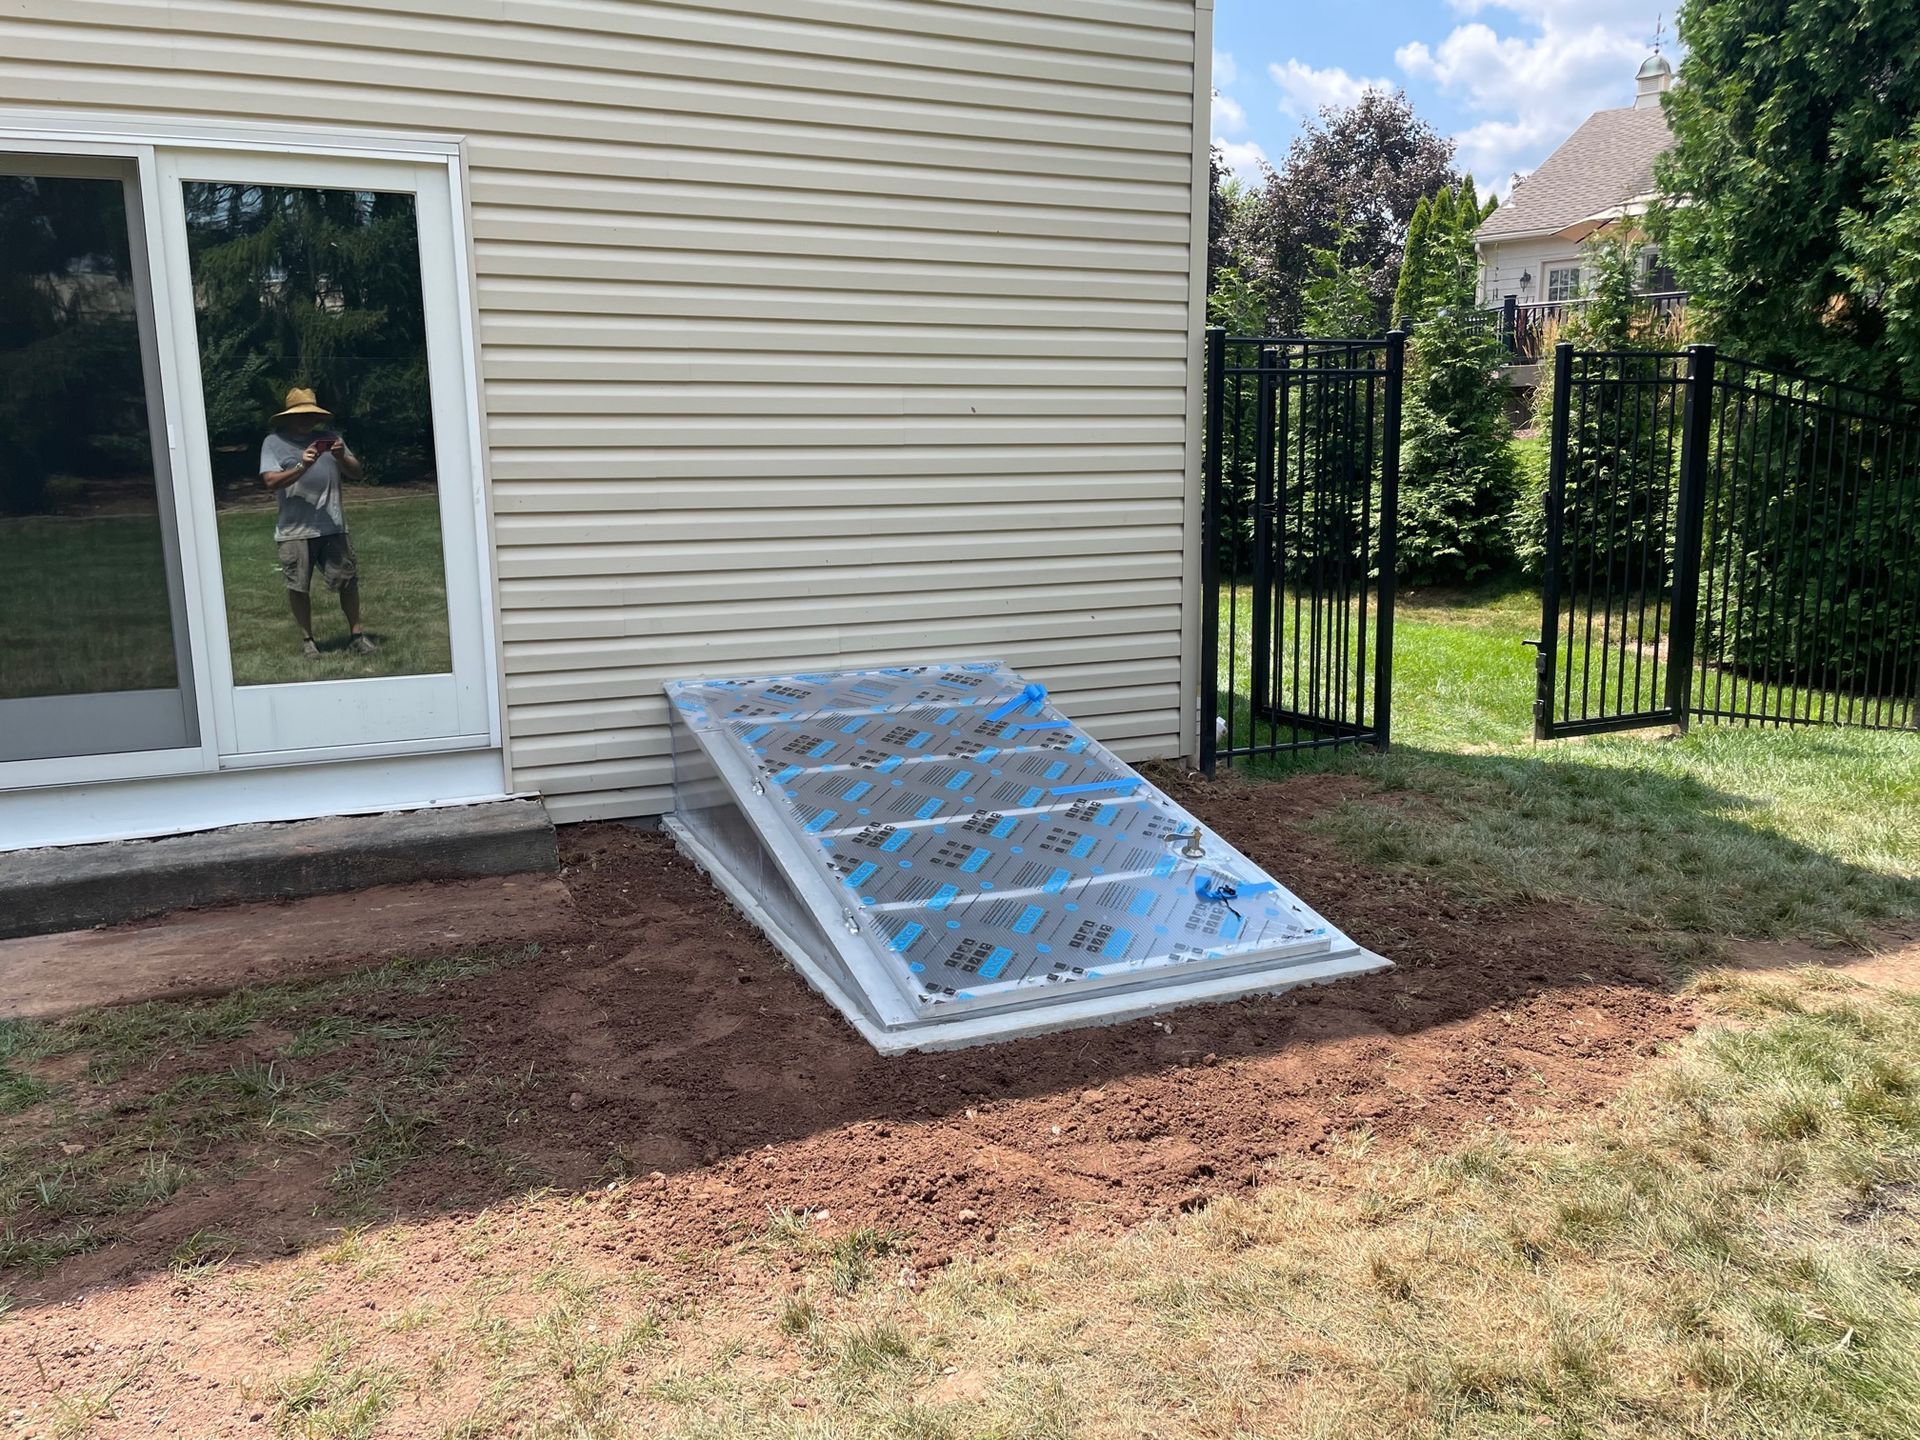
[258, 387, 377, 659]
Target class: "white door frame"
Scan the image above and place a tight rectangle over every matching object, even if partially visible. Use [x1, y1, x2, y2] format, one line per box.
[0, 116, 504, 802]
[154, 148, 493, 761]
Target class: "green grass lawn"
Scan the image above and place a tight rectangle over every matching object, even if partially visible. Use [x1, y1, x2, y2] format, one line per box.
[0, 511, 180, 699]
[1, 490, 451, 699]
[1221, 581, 1920, 949]
[219, 488, 451, 686]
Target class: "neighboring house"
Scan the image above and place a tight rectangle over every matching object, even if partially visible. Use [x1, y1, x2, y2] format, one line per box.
[0, 2, 1214, 853]
[1474, 50, 1681, 358]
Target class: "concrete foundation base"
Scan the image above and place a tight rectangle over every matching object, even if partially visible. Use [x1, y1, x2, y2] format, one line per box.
[0, 799, 558, 940]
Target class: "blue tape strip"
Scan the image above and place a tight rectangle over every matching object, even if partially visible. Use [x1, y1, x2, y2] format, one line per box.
[1010, 721, 1071, 733]
[986, 683, 1047, 723]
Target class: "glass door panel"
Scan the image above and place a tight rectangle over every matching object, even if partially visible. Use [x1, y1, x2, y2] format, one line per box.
[0, 157, 197, 765]
[158, 151, 490, 760]
[181, 181, 453, 684]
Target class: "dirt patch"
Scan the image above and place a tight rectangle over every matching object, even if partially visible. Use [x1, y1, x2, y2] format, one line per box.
[0, 779, 1681, 1320]
[0, 772, 1700, 1425]
[0, 874, 586, 1020]
[1722, 926, 1920, 991]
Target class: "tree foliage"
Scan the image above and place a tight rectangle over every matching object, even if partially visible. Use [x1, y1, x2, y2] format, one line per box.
[1237, 91, 1459, 334]
[1393, 206, 1520, 586]
[1652, 0, 1920, 396]
[1300, 223, 1378, 337]
[1839, 122, 1920, 388]
[1392, 178, 1495, 329]
[184, 184, 434, 485]
[0, 176, 156, 516]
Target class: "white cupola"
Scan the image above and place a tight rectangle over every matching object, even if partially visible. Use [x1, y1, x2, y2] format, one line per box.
[1635, 51, 1674, 109]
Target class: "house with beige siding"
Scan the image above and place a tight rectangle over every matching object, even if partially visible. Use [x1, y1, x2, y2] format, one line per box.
[1473, 51, 1683, 369]
[0, 0, 1214, 854]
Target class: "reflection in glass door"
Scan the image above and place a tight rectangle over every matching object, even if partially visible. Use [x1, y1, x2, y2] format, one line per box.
[0, 157, 197, 765]
[181, 182, 452, 685]
[158, 151, 491, 760]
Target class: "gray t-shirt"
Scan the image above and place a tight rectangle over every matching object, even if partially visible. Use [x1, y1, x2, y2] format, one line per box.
[260, 430, 347, 542]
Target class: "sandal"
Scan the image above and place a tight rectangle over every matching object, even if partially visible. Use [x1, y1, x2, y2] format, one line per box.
[349, 633, 379, 655]
[301, 636, 320, 659]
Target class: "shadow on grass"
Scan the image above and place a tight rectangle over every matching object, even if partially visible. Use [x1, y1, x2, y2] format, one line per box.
[4, 732, 1916, 1311]
[1214, 734, 1920, 951]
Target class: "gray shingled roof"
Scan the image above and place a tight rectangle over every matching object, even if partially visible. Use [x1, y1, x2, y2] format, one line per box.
[1476, 104, 1673, 241]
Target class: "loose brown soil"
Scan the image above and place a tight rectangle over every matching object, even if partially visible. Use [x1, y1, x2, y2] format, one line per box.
[0, 771, 1701, 1427]
[0, 874, 584, 1020]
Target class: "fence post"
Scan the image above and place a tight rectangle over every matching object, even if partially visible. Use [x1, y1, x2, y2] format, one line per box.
[1199, 327, 1225, 775]
[1535, 342, 1575, 740]
[1666, 343, 1715, 729]
[1501, 295, 1518, 356]
[1373, 331, 1405, 752]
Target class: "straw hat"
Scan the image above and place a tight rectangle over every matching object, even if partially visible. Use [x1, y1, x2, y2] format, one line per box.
[272, 387, 333, 424]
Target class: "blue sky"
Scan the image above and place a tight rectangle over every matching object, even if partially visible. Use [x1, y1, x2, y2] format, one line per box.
[1211, 1, 1675, 196]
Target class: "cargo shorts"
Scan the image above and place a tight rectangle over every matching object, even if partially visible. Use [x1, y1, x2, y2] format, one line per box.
[277, 533, 358, 594]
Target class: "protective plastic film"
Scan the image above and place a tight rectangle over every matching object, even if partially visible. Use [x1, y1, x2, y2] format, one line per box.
[667, 662, 1354, 1024]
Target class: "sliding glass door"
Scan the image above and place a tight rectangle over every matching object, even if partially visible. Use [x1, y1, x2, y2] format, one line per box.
[0, 155, 198, 765]
[0, 134, 494, 796]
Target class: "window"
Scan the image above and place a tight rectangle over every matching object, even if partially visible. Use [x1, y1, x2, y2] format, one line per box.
[1546, 266, 1582, 302]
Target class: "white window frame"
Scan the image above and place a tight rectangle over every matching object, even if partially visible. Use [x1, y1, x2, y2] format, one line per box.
[0, 112, 505, 799]
[1546, 265, 1583, 303]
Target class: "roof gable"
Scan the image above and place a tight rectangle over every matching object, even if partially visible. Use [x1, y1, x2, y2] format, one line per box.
[1476, 105, 1674, 242]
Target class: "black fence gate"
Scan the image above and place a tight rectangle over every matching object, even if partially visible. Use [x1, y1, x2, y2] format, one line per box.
[1200, 328, 1404, 773]
[1537, 342, 1919, 737]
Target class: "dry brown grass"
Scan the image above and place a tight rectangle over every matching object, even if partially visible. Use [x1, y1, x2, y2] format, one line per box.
[10, 964, 1911, 1439]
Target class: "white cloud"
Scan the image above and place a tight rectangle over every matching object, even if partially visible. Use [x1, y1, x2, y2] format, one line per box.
[1267, 59, 1394, 119]
[1212, 90, 1248, 136]
[1213, 138, 1272, 184]
[1395, 8, 1670, 194]
[1212, 49, 1238, 87]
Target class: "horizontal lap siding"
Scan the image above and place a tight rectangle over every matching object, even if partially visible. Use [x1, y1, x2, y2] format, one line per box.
[6, 0, 1204, 822]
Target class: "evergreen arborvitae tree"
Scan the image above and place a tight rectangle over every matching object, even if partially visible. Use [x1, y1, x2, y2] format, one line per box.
[1391, 196, 1431, 329]
[1397, 205, 1520, 586]
[1394, 178, 1484, 332]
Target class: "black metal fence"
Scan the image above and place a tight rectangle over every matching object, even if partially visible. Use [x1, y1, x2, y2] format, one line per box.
[1201, 329, 1404, 772]
[1536, 342, 1919, 737]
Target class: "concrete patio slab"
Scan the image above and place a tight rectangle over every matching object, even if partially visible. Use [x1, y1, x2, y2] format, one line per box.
[1, 799, 558, 942]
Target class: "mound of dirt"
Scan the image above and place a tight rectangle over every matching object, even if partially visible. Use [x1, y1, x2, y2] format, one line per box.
[5, 771, 1695, 1305]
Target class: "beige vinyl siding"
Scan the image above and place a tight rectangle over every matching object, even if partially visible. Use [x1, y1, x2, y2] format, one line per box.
[4, 0, 1208, 823]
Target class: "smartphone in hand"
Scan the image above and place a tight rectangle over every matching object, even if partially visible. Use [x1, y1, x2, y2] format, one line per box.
[309, 436, 337, 456]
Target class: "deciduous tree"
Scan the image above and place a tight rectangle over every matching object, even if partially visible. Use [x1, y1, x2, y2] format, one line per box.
[1249, 90, 1459, 334]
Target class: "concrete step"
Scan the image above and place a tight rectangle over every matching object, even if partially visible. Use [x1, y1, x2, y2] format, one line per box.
[0, 799, 558, 941]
